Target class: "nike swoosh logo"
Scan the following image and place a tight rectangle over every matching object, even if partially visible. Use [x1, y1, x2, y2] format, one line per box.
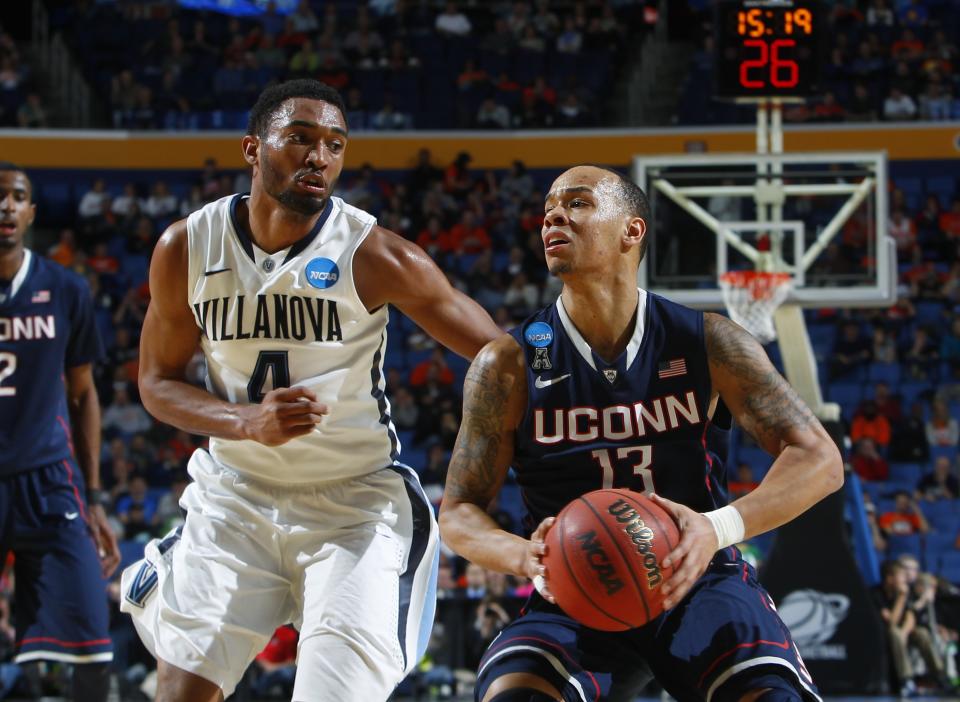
[535, 373, 571, 389]
[64, 511, 79, 520]
[203, 268, 232, 277]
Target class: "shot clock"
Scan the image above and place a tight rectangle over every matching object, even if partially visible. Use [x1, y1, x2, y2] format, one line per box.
[714, 0, 825, 99]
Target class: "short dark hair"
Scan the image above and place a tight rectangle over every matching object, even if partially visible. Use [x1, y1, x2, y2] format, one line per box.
[574, 164, 651, 262]
[0, 161, 32, 199]
[246, 80, 346, 137]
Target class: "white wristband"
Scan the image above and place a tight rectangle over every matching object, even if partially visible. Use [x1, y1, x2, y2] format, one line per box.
[703, 505, 745, 550]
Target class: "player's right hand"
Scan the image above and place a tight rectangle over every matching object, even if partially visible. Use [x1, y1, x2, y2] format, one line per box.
[242, 386, 329, 446]
[524, 516, 557, 604]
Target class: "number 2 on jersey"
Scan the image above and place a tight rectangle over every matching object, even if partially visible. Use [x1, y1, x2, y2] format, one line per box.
[0, 352, 16, 396]
[247, 351, 290, 403]
[592, 445, 655, 492]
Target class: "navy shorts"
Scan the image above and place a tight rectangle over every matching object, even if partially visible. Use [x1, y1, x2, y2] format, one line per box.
[477, 550, 818, 702]
[0, 460, 112, 663]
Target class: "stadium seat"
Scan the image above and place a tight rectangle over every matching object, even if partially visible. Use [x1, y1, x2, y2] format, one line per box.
[937, 551, 960, 582]
[888, 463, 923, 486]
[866, 362, 901, 385]
[920, 500, 958, 533]
[117, 539, 145, 573]
[923, 532, 957, 571]
[886, 533, 923, 561]
[826, 383, 863, 417]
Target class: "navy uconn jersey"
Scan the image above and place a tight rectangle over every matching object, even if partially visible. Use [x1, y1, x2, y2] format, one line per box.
[509, 290, 730, 528]
[0, 251, 102, 475]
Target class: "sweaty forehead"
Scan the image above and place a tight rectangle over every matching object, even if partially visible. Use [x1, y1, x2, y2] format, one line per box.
[547, 167, 615, 201]
[268, 98, 346, 132]
[0, 171, 30, 195]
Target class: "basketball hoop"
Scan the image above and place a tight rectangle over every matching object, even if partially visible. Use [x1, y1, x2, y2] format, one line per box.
[719, 270, 792, 344]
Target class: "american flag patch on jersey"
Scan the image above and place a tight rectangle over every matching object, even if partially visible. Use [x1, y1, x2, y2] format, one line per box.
[31, 290, 50, 303]
[658, 358, 686, 379]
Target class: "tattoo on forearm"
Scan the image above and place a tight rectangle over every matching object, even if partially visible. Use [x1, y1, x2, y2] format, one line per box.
[445, 354, 512, 506]
[705, 314, 817, 450]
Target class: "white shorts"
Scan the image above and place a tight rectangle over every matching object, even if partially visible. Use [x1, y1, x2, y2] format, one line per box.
[119, 450, 439, 701]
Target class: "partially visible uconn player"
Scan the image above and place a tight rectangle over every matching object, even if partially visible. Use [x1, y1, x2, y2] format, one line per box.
[120, 80, 503, 702]
[440, 165, 844, 702]
[0, 162, 119, 701]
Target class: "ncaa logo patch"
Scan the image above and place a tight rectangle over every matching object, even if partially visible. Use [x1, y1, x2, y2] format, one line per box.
[524, 322, 554, 348]
[305, 257, 340, 289]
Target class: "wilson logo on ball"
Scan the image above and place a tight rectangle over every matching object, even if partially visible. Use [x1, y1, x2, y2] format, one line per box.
[608, 499, 663, 588]
[573, 530, 625, 596]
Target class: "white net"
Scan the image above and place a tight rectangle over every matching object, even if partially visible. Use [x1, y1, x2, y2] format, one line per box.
[719, 271, 793, 345]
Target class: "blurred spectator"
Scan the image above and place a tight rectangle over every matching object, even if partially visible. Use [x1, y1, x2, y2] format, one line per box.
[871, 382, 903, 424]
[251, 626, 298, 700]
[940, 199, 960, 239]
[889, 208, 917, 256]
[903, 326, 939, 379]
[916, 456, 959, 501]
[435, 2, 472, 37]
[851, 438, 889, 482]
[940, 317, 960, 369]
[890, 401, 931, 463]
[46, 229, 76, 268]
[444, 152, 474, 198]
[897, 555, 954, 692]
[476, 98, 511, 129]
[871, 326, 898, 363]
[391, 386, 419, 431]
[77, 178, 111, 223]
[883, 88, 917, 121]
[463, 562, 487, 599]
[846, 82, 878, 121]
[102, 386, 152, 438]
[288, 40, 320, 76]
[449, 211, 491, 254]
[926, 399, 959, 447]
[370, 97, 412, 130]
[111, 183, 141, 220]
[115, 474, 158, 539]
[878, 491, 929, 535]
[410, 348, 454, 388]
[16, 92, 46, 128]
[872, 559, 920, 697]
[557, 17, 582, 53]
[289, 0, 320, 33]
[851, 400, 892, 448]
[142, 181, 178, 219]
[919, 83, 952, 121]
[830, 321, 871, 379]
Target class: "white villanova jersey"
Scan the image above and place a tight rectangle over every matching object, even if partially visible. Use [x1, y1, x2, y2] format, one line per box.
[186, 194, 398, 484]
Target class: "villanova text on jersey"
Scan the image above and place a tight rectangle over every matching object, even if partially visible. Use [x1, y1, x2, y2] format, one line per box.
[0, 250, 103, 474]
[193, 293, 343, 342]
[185, 194, 402, 485]
[508, 290, 731, 530]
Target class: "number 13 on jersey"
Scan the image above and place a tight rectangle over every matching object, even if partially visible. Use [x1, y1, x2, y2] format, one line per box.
[592, 445, 654, 492]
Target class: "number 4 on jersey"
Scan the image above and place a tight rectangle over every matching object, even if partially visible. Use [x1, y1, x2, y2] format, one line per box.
[247, 351, 290, 403]
[592, 445, 655, 492]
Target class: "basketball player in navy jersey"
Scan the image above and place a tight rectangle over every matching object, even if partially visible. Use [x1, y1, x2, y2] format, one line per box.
[121, 80, 502, 702]
[0, 163, 119, 701]
[440, 165, 844, 702]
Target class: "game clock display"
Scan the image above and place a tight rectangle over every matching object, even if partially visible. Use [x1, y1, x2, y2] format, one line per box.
[714, 0, 824, 99]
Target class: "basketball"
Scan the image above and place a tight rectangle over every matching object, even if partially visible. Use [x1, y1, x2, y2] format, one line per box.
[542, 489, 679, 632]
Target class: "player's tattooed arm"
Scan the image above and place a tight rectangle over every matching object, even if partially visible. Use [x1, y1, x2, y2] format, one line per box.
[704, 312, 818, 454]
[444, 353, 514, 508]
[440, 335, 534, 577]
[703, 311, 843, 536]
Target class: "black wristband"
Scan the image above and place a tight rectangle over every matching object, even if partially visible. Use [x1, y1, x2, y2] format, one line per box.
[86, 488, 111, 508]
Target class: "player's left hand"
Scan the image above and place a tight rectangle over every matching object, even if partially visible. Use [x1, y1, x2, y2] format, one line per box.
[88, 504, 121, 578]
[649, 493, 718, 610]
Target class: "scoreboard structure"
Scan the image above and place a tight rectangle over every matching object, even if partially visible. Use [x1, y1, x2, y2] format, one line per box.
[713, 0, 825, 99]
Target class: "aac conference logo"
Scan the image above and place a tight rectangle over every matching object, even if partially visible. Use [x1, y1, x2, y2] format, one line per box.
[305, 257, 340, 290]
[779, 589, 850, 660]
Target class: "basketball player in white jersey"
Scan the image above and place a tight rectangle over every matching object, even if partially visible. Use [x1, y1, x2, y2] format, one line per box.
[119, 79, 503, 702]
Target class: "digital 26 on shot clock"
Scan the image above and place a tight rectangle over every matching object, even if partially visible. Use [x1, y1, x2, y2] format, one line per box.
[713, 0, 825, 99]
